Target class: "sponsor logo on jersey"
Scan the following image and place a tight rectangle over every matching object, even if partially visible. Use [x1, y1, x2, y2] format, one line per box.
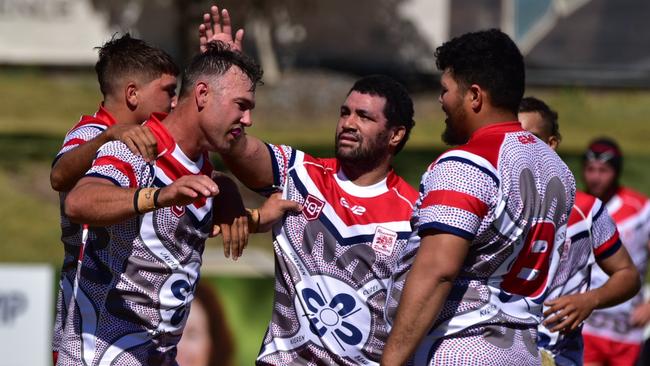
[371, 226, 398, 256]
[339, 197, 366, 216]
[303, 194, 325, 221]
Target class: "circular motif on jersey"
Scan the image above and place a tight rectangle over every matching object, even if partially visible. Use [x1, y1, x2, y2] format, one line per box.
[296, 275, 371, 351]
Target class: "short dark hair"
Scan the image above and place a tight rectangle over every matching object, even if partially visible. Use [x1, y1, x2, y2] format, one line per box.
[95, 33, 179, 97]
[435, 29, 525, 114]
[519, 96, 561, 142]
[179, 41, 263, 99]
[348, 75, 415, 154]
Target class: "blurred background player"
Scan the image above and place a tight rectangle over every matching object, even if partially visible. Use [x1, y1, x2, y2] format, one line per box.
[383, 29, 575, 365]
[49, 33, 179, 363]
[176, 281, 235, 366]
[580, 138, 650, 366]
[519, 96, 639, 366]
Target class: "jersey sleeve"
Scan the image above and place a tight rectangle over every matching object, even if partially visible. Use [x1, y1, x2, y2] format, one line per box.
[416, 158, 497, 240]
[85, 141, 154, 188]
[53, 124, 105, 165]
[591, 202, 623, 261]
[255, 143, 297, 196]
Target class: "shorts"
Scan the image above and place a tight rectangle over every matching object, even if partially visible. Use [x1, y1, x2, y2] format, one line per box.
[583, 333, 641, 366]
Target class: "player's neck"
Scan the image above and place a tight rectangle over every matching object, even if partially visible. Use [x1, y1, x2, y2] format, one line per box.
[471, 109, 518, 134]
[339, 159, 391, 186]
[162, 106, 202, 161]
[101, 100, 141, 125]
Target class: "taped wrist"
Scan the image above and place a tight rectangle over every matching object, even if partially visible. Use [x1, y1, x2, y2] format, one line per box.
[246, 208, 260, 233]
[133, 187, 159, 214]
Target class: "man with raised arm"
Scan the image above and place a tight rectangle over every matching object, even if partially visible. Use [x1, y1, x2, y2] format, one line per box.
[382, 29, 576, 365]
[519, 96, 639, 366]
[217, 74, 418, 364]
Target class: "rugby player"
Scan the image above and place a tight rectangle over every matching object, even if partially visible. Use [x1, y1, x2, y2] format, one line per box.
[49, 33, 179, 363]
[382, 29, 576, 365]
[519, 96, 639, 366]
[580, 138, 650, 366]
[57, 42, 265, 365]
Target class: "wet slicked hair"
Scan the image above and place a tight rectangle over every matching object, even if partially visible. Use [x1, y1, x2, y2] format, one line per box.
[519, 96, 561, 142]
[435, 29, 525, 114]
[95, 33, 179, 97]
[349, 75, 415, 154]
[179, 41, 263, 99]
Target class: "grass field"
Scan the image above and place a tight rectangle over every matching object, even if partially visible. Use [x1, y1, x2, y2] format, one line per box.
[1, 69, 649, 364]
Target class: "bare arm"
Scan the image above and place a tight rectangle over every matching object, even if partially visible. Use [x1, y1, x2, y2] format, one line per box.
[65, 175, 219, 226]
[544, 246, 640, 332]
[381, 231, 470, 365]
[219, 134, 275, 190]
[51, 124, 157, 191]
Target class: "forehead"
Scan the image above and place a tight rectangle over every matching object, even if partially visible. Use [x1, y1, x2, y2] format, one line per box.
[440, 69, 456, 86]
[518, 111, 546, 134]
[216, 67, 253, 93]
[584, 159, 615, 172]
[343, 91, 386, 112]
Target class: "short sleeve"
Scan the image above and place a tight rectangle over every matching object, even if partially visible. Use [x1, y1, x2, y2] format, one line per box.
[53, 124, 105, 165]
[591, 202, 622, 261]
[416, 158, 497, 240]
[255, 143, 296, 196]
[85, 141, 154, 188]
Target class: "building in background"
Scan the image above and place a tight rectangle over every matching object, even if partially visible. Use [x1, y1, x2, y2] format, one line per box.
[1, 0, 649, 87]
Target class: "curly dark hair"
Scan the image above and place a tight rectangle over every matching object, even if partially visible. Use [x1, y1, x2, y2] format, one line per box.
[348, 75, 415, 154]
[519, 96, 561, 142]
[435, 29, 525, 114]
[95, 33, 179, 97]
[179, 41, 263, 99]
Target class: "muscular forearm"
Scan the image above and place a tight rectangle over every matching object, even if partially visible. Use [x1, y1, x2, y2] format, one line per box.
[51, 133, 109, 191]
[65, 179, 139, 226]
[382, 269, 454, 365]
[593, 248, 641, 309]
[220, 134, 274, 190]
[382, 232, 469, 365]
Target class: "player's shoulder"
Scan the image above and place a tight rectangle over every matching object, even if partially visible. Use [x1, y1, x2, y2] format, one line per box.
[574, 191, 599, 214]
[618, 186, 650, 209]
[387, 172, 418, 204]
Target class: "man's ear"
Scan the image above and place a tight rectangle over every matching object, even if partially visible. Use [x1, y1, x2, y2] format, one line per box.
[389, 126, 407, 149]
[125, 82, 138, 111]
[468, 84, 483, 112]
[195, 82, 209, 110]
[548, 136, 560, 150]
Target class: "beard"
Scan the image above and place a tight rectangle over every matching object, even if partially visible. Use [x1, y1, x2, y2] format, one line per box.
[441, 107, 469, 146]
[335, 129, 390, 171]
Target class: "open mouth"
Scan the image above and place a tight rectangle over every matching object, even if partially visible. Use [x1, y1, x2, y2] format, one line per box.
[229, 127, 243, 139]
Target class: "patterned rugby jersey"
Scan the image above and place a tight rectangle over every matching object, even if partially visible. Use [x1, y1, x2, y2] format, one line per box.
[52, 106, 117, 355]
[58, 113, 214, 366]
[255, 144, 418, 365]
[538, 191, 621, 365]
[584, 187, 650, 344]
[407, 122, 575, 366]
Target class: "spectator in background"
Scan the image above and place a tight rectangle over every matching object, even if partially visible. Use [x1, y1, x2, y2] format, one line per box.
[177, 281, 235, 366]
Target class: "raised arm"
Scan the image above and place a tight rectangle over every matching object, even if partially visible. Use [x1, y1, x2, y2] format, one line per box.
[544, 245, 640, 332]
[198, 5, 244, 52]
[51, 124, 157, 191]
[65, 174, 218, 226]
[381, 231, 470, 365]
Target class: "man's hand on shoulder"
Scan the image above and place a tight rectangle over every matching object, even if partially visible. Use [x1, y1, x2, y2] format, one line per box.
[104, 124, 157, 162]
